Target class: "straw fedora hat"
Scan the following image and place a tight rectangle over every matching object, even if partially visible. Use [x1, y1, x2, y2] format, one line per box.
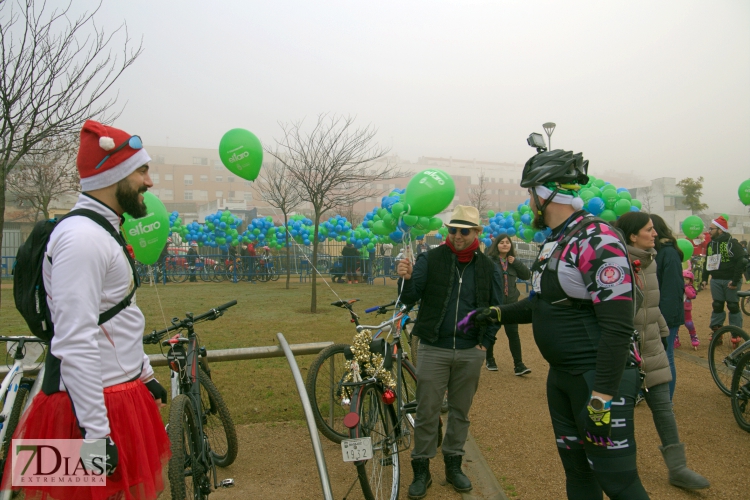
[445, 205, 481, 228]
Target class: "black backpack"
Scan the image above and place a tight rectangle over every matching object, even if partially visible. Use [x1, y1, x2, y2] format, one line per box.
[14, 209, 138, 342]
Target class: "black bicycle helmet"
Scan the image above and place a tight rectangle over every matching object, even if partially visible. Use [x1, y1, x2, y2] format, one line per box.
[520, 149, 589, 188]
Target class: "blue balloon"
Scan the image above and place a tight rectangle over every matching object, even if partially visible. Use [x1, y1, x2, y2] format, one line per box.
[521, 214, 531, 225]
[630, 205, 640, 212]
[587, 197, 605, 215]
[533, 231, 546, 243]
[506, 227, 516, 237]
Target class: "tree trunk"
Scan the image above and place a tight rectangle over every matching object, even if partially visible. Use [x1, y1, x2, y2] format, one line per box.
[310, 212, 321, 313]
[0, 177, 6, 310]
[284, 214, 291, 289]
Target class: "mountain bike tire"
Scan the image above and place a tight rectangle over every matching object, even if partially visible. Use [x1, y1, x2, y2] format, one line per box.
[199, 264, 214, 282]
[167, 394, 208, 500]
[170, 263, 189, 283]
[708, 325, 750, 396]
[731, 350, 750, 433]
[741, 295, 750, 317]
[350, 384, 400, 500]
[198, 369, 238, 467]
[211, 265, 226, 282]
[306, 343, 353, 444]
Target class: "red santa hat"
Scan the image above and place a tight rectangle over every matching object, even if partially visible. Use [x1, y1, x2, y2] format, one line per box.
[76, 120, 151, 191]
[711, 216, 728, 232]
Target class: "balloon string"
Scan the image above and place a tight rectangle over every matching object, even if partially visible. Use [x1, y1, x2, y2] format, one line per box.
[148, 264, 170, 331]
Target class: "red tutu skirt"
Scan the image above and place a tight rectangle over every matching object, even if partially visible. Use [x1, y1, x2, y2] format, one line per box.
[1, 379, 170, 500]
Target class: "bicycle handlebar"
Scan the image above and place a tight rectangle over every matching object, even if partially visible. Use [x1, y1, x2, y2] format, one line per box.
[143, 300, 237, 344]
[365, 300, 397, 314]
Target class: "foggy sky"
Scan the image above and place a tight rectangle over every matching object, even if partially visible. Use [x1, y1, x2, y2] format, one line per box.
[67, 0, 749, 212]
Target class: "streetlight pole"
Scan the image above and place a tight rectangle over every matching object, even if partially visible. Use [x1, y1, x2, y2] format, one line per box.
[543, 122, 556, 151]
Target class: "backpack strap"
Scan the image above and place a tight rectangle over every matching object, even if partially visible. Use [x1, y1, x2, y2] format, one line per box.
[56, 209, 139, 325]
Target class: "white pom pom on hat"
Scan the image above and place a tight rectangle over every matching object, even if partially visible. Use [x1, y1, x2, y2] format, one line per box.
[99, 136, 115, 151]
[571, 197, 585, 211]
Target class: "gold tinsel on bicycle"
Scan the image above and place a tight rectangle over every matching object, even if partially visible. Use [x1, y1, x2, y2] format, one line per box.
[342, 330, 395, 389]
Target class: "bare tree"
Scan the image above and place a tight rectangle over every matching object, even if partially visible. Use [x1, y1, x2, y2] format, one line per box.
[0, 0, 143, 304]
[335, 203, 363, 228]
[7, 134, 80, 221]
[640, 186, 656, 214]
[256, 158, 303, 289]
[269, 114, 403, 312]
[468, 169, 490, 221]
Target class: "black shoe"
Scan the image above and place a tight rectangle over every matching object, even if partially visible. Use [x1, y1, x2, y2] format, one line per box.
[486, 358, 498, 371]
[444, 455, 472, 492]
[408, 458, 432, 499]
[514, 363, 531, 376]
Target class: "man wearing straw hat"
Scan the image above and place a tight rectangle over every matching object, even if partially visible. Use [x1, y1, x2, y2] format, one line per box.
[397, 205, 504, 499]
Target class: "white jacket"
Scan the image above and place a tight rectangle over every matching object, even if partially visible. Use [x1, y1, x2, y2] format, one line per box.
[43, 194, 155, 439]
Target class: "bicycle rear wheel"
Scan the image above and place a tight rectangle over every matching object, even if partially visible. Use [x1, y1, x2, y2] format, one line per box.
[731, 351, 750, 433]
[167, 394, 208, 500]
[198, 369, 238, 467]
[741, 295, 750, 317]
[170, 263, 189, 283]
[1, 381, 31, 463]
[306, 343, 353, 444]
[708, 325, 750, 395]
[350, 384, 400, 500]
[212, 265, 226, 282]
[199, 264, 214, 282]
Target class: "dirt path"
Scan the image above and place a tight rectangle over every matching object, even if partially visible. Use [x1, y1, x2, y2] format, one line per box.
[161, 285, 750, 499]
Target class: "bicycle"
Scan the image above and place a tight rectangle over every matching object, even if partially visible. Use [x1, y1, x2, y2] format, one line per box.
[305, 300, 418, 445]
[740, 290, 749, 317]
[142, 301, 239, 499]
[340, 302, 437, 500]
[730, 338, 750, 432]
[708, 324, 750, 396]
[0, 337, 46, 489]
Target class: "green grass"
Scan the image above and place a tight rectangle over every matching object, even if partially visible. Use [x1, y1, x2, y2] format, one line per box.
[0, 279, 402, 424]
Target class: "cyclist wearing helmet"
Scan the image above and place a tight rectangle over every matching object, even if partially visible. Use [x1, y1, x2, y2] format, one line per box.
[459, 150, 649, 499]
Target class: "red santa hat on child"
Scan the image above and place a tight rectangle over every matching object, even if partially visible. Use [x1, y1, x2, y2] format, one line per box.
[76, 120, 151, 191]
[711, 216, 728, 232]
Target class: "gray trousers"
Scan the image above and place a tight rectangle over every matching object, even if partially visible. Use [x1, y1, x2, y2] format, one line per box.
[643, 382, 680, 447]
[710, 279, 743, 329]
[412, 343, 485, 459]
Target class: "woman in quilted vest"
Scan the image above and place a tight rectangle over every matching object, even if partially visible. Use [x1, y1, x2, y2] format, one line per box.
[616, 212, 709, 491]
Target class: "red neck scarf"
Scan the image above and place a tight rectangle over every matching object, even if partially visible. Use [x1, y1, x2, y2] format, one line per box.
[445, 237, 479, 263]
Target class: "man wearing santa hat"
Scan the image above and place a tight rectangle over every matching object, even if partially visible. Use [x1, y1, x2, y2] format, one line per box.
[701, 215, 745, 343]
[3, 120, 170, 500]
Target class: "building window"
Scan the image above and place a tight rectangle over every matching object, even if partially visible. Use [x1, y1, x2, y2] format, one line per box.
[150, 189, 159, 196]
[198, 190, 208, 200]
[184, 175, 193, 185]
[164, 173, 173, 181]
[228, 191, 235, 198]
[192, 157, 208, 166]
[184, 191, 193, 200]
[154, 155, 165, 164]
[227, 176, 236, 183]
[200, 175, 208, 182]
[244, 181, 253, 187]
[243, 193, 253, 201]
[215, 176, 223, 182]
[162, 189, 174, 200]
[213, 161, 222, 170]
[151, 173, 160, 184]
[215, 190, 223, 198]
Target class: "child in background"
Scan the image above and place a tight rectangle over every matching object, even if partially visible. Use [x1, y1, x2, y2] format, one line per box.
[675, 270, 699, 350]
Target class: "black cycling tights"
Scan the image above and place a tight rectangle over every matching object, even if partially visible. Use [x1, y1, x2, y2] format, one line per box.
[547, 367, 650, 500]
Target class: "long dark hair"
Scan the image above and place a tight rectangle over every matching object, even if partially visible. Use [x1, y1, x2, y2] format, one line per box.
[650, 213, 684, 261]
[486, 233, 515, 260]
[614, 212, 652, 247]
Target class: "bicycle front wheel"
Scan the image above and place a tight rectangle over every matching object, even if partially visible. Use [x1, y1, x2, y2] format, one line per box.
[1, 382, 31, 464]
[306, 343, 353, 444]
[167, 394, 208, 500]
[350, 384, 400, 500]
[708, 325, 750, 395]
[731, 351, 750, 433]
[198, 369, 238, 467]
[741, 295, 750, 317]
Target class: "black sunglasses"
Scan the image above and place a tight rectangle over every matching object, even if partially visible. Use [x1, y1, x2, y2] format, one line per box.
[448, 227, 472, 236]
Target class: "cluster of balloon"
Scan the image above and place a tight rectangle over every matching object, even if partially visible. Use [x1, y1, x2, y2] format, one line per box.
[480, 203, 552, 246]
[577, 177, 641, 221]
[368, 169, 454, 243]
[218, 128, 264, 181]
[123, 192, 170, 264]
[676, 215, 704, 263]
[739, 179, 750, 206]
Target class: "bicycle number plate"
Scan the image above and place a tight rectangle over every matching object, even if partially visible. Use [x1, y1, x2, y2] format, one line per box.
[341, 437, 373, 462]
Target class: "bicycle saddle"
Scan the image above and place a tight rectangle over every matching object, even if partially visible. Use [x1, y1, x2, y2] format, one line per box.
[331, 299, 360, 308]
[738, 290, 750, 298]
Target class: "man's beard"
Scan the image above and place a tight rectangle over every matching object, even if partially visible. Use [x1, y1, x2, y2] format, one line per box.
[116, 179, 148, 218]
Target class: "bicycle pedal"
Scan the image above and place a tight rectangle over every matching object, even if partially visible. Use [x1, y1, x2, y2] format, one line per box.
[219, 478, 235, 488]
[402, 401, 417, 414]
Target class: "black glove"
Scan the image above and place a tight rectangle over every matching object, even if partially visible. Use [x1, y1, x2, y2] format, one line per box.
[582, 399, 613, 448]
[80, 435, 119, 476]
[145, 379, 167, 404]
[661, 336, 668, 352]
[473, 306, 502, 326]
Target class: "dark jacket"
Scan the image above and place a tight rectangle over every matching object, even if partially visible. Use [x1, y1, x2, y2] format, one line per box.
[703, 232, 745, 286]
[490, 256, 531, 303]
[655, 240, 685, 328]
[399, 244, 504, 349]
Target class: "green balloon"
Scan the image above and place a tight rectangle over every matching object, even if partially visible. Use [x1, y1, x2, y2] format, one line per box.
[404, 169, 456, 217]
[487, 210, 495, 218]
[614, 199, 631, 216]
[522, 228, 533, 242]
[589, 187, 602, 198]
[593, 179, 606, 188]
[218, 128, 263, 181]
[618, 191, 632, 201]
[676, 238, 694, 262]
[391, 202, 405, 218]
[579, 189, 595, 202]
[600, 209, 617, 222]
[739, 178, 750, 205]
[681, 215, 704, 239]
[372, 221, 390, 235]
[123, 192, 170, 265]
[403, 214, 418, 226]
[631, 199, 642, 209]
[417, 216, 430, 229]
[428, 217, 443, 230]
[603, 192, 618, 210]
